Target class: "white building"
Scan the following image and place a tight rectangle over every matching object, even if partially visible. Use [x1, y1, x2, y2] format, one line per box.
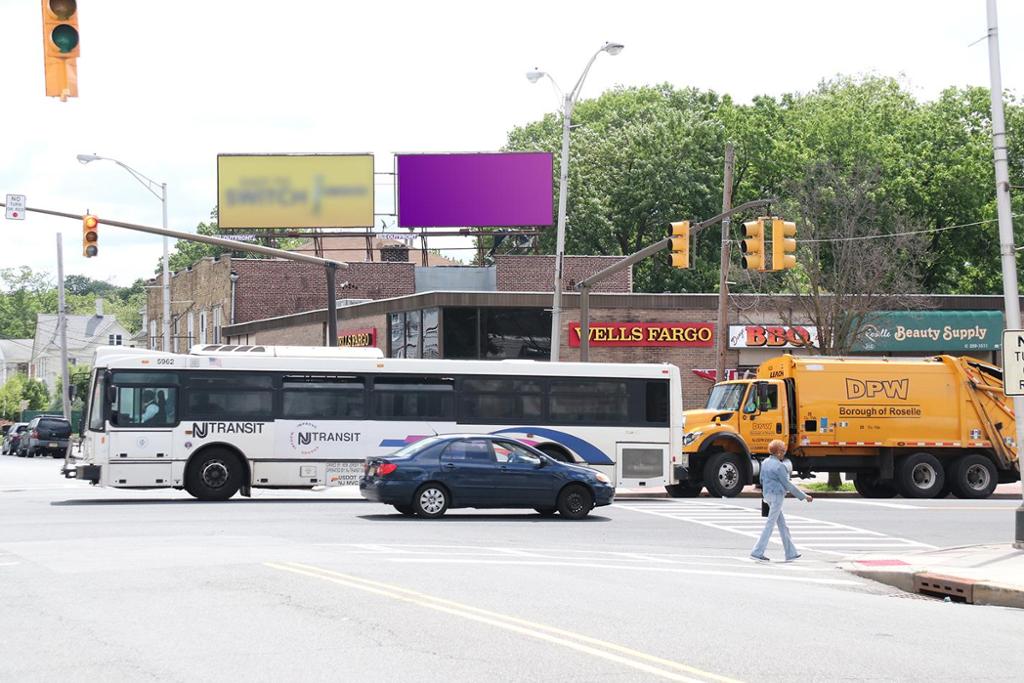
[30, 300, 133, 391]
[0, 338, 33, 385]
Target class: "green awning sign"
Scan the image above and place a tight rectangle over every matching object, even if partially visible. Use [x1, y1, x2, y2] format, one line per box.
[853, 311, 1003, 352]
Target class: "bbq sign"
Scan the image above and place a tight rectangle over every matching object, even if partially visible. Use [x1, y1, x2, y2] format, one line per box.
[569, 322, 714, 348]
[728, 325, 819, 349]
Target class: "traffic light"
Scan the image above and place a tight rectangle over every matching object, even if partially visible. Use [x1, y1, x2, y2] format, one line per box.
[669, 220, 690, 269]
[771, 219, 797, 270]
[41, 0, 80, 100]
[741, 219, 765, 271]
[82, 214, 98, 257]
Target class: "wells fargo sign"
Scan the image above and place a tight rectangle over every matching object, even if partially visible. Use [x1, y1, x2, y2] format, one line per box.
[569, 322, 714, 348]
[337, 328, 376, 347]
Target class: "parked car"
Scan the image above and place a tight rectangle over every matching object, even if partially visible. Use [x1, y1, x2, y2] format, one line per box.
[2, 423, 29, 455]
[360, 434, 615, 519]
[20, 416, 72, 458]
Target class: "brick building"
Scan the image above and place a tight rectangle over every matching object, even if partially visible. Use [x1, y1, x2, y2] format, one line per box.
[223, 291, 1008, 410]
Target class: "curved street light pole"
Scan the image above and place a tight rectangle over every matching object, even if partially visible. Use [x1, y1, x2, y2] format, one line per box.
[77, 154, 171, 352]
[529, 42, 623, 362]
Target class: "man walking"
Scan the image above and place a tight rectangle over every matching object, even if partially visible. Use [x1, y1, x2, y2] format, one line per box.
[751, 439, 812, 562]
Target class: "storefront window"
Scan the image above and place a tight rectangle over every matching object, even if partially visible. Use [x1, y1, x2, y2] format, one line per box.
[482, 308, 550, 359]
[390, 313, 405, 358]
[406, 310, 422, 358]
[422, 308, 440, 359]
[443, 308, 479, 359]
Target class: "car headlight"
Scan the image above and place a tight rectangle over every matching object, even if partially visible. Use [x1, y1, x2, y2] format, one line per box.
[682, 431, 702, 447]
[594, 472, 611, 484]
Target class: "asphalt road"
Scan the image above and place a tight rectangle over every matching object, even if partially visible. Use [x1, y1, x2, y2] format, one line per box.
[1, 455, 1022, 682]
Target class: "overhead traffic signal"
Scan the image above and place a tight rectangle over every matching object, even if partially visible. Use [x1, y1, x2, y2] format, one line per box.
[741, 219, 765, 271]
[41, 0, 80, 100]
[82, 214, 98, 257]
[669, 220, 690, 269]
[771, 219, 797, 270]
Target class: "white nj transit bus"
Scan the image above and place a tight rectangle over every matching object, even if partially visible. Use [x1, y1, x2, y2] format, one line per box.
[66, 345, 683, 500]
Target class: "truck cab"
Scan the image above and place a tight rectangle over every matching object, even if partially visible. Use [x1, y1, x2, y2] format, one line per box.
[675, 377, 793, 497]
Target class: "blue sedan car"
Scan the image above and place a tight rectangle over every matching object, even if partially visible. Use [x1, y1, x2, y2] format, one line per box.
[359, 434, 615, 519]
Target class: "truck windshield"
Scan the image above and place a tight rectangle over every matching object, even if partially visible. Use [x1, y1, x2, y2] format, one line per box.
[706, 384, 747, 411]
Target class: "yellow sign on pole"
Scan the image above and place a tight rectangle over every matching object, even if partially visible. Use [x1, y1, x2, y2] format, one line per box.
[217, 154, 374, 229]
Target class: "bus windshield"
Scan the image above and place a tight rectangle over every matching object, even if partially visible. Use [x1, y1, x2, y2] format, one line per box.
[87, 369, 106, 432]
[705, 383, 747, 412]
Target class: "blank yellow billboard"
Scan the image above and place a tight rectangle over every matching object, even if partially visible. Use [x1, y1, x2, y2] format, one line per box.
[217, 154, 374, 228]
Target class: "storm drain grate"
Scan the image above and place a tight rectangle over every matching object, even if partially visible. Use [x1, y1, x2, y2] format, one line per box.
[913, 573, 974, 603]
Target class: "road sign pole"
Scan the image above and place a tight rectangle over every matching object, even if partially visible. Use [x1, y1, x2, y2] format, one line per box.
[987, 0, 1024, 547]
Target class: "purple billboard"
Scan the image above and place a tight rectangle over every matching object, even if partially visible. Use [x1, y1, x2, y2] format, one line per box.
[396, 152, 553, 227]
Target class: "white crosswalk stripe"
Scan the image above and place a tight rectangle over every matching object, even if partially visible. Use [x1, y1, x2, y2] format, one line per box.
[614, 500, 936, 556]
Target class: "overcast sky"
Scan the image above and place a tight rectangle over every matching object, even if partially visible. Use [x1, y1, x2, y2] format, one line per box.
[1, 0, 1022, 286]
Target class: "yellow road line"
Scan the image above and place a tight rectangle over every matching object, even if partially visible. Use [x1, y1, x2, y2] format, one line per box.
[265, 561, 741, 683]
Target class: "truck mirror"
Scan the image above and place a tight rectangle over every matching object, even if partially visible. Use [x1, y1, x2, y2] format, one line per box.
[106, 385, 117, 404]
[758, 382, 770, 407]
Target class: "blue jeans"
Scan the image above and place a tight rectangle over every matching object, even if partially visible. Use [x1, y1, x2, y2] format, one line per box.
[751, 493, 798, 559]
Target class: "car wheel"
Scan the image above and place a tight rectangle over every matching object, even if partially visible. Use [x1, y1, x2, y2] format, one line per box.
[895, 452, 945, 498]
[853, 475, 898, 498]
[557, 485, 593, 520]
[394, 504, 416, 517]
[703, 452, 746, 498]
[665, 483, 703, 498]
[185, 450, 243, 501]
[413, 484, 449, 518]
[949, 453, 998, 499]
[534, 507, 558, 517]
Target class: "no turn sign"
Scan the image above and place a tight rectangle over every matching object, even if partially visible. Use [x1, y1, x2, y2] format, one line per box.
[5, 194, 26, 220]
[1002, 329, 1024, 396]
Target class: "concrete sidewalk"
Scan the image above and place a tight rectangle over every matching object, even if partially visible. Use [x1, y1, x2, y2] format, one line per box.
[840, 544, 1024, 609]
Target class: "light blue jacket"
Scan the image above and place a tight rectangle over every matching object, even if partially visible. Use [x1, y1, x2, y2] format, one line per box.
[760, 456, 807, 500]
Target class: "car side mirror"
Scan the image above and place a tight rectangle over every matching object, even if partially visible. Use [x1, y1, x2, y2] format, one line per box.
[536, 457, 547, 468]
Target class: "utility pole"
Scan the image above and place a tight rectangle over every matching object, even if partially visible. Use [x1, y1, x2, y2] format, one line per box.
[986, 0, 1024, 548]
[56, 234, 71, 420]
[715, 144, 735, 385]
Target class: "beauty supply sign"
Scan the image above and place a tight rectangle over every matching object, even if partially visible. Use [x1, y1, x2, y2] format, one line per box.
[569, 322, 714, 348]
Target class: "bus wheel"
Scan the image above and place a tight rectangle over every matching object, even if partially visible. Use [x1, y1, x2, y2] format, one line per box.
[949, 454, 997, 499]
[853, 475, 898, 498]
[186, 450, 243, 501]
[703, 452, 745, 498]
[895, 452, 945, 498]
[665, 483, 703, 498]
[557, 485, 593, 520]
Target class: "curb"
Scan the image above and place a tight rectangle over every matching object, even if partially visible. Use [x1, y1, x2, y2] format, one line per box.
[843, 564, 1024, 609]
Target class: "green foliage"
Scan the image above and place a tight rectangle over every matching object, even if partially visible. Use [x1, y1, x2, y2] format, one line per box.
[163, 207, 306, 273]
[0, 374, 26, 420]
[20, 378, 49, 412]
[51, 364, 92, 412]
[499, 76, 1024, 295]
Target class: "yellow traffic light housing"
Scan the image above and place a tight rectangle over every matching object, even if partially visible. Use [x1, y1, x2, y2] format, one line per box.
[741, 219, 765, 271]
[41, 0, 80, 100]
[771, 219, 797, 270]
[669, 220, 690, 269]
[82, 214, 98, 257]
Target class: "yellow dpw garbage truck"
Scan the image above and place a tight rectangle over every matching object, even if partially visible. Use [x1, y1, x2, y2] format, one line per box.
[674, 355, 1021, 499]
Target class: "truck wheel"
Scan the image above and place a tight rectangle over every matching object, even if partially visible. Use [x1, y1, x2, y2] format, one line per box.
[853, 475, 898, 498]
[703, 452, 746, 498]
[949, 453, 998, 499]
[895, 452, 945, 498]
[665, 483, 703, 498]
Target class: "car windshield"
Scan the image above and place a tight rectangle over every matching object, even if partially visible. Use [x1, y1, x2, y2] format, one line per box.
[706, 384, 747, 411]
[385, 436, 448, 459]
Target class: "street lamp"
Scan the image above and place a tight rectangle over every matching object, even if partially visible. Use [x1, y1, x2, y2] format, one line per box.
[527, 41, 624, 362]
[77, 153, 171, 352]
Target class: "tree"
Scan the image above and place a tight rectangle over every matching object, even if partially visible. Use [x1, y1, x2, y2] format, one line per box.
[21, 378, 49, 412]
[51, 364, 92, 413]
[0, 375, 26, 421]
[163, 207, 305, 273]
[0, 267, 56, 338]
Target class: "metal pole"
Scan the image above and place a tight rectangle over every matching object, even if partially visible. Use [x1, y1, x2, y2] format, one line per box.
[580, 286, 590, 362]
[986, 0, 1024, 548]
[549, 93, 573, 362]
[326, 264, 338, 347]
[161, 183, 171, 352]
[56, 234, 70, 420]
[715, 144, 735, 384]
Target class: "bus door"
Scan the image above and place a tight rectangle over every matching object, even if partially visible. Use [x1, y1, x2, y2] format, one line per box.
[741, 380, 788, 455]
[106, 372, 179, 486]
